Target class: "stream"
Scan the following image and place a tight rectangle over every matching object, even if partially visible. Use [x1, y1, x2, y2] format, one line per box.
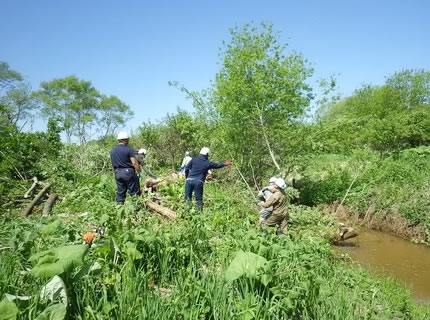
[337, 227, 430, 302]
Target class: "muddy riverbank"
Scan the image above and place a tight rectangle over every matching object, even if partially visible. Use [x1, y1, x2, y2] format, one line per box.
[338, 227, 430, 302]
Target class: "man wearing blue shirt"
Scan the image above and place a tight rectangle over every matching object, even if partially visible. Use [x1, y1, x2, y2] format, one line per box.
[110, 131, 141, 204]
[184, 147, 232, 209]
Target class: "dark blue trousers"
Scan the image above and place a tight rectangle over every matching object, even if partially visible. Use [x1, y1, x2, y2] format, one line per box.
[185, 179, 204, 209]
[115, 168, 141, 204]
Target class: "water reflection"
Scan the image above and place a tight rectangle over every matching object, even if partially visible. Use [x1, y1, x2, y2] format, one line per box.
[338, 228, 430, 301]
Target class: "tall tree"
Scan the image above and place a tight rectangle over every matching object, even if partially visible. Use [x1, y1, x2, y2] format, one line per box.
[1, 82, 37, 128]
[137, 109, 201, 168]
[319, 69, 430, 154]
[37, 76, 101, 143]
[212, 23, 314, 181]
[0, 61, 23, 90]
[0, 61, 36, 130]
[98, 95, 133, 139]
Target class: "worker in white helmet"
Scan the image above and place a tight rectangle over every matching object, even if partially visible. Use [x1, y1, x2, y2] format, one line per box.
[135, 148, 156, 179]
[258, 177, 289, 234]
[110, 131, 141, 204]
[257, 176, 278, 221]
[184, 147, 232, 209]
[179, 151, 192, 176]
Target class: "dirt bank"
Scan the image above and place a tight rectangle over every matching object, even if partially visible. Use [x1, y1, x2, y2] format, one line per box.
[322, 203, 428, 244]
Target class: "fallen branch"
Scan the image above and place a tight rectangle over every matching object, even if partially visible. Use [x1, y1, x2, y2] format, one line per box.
[146, 201, 176, 220]
[24, 177, 38, 198]
[22, 183, 51, 217]
[43, 193, 58, 216]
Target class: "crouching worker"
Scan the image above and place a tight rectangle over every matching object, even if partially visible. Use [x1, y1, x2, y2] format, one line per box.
[258, 178, 289, 234]
[185, 147, 232, 210]
[110, 132, 141, 204]
[257, 176, 277, 221]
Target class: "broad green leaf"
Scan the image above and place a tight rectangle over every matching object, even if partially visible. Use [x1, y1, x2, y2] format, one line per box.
[29, 245, 88, 278]
[73, 261, 102, 281]
[40, 220, 61, 235]
[225, 250, 268, 282]
[0, 298, 18, 320]
[124, 242, 142, 261]
[40, 276, 68, 306]
[35, 303, 67, 320]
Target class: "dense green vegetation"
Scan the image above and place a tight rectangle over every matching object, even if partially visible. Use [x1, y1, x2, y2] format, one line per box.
[1, 23, 429, 318]
[1, 168, 429, 319]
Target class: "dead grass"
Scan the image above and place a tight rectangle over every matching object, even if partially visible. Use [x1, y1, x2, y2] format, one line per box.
[321, 203, 428, 243]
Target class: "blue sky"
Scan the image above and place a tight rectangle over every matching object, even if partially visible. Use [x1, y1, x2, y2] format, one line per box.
[1, 0, 429, 132]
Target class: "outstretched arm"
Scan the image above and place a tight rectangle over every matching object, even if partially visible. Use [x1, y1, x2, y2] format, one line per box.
[208, 160, 232, 169]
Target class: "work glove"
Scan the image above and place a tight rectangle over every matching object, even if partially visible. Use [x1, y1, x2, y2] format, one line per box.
[224, 160, 232, 166]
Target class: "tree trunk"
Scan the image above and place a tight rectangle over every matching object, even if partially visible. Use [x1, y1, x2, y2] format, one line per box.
[43, 193, 58, 216]
[146, 201, 177, 220]
[257, 105, 281, 172]
[24, 177, 38, 198]
[22, 183, 51, 216]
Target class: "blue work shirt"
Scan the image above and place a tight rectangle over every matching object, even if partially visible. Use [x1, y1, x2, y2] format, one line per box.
[110, 144, 136, 170]
[185, 154, 226, 182]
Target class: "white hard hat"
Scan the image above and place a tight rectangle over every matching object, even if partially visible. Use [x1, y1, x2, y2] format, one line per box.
[185, 151, 190, 156]
[269, 176, 277, 184]
[275, 178, 287, 190]
[138, 148, 147, 155]
[200, 147, 210, 155]
[117, 131, 129, 140]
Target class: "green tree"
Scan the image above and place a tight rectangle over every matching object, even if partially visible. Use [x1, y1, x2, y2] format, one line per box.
[0, 61, 22, 90]
[319, 69, 430, 155]
[98, 95, 133, 140]
[37, 75, 101, 143]
[137, 109, 201, 168]
[0, 61, 37, 130]
[212, 23, 314, 181]
[0, 82, 37, 128]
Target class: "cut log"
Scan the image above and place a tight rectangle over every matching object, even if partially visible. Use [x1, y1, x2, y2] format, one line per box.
[341, 229, 359, 241]
[332, 226, 359, 245]
[22, 183, 51, 216]
[143, 173, 181, 193]
[24, 177, 38, 198]
[146, 201, 176, 220]
[42, 193, 58, 216]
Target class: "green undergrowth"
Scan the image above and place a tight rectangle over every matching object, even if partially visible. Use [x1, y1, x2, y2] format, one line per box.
[299, 147, 430, 241]
[1, 176, 429, 319]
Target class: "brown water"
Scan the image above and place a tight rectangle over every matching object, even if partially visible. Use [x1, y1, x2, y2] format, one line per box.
[338, 227, 430, 301]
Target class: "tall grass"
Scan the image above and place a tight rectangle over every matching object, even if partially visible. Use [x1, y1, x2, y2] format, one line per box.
[1, 175, 429, 319]
[299, 147, 430, 241]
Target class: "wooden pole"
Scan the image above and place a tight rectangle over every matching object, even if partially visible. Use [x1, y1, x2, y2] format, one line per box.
[146, 201, 177, 220]
[22, 183, 51, 216]
[42, 193, 58, 216]
[24, 177, 38, 198]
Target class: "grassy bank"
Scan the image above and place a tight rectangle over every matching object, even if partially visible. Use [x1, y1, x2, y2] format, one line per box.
[1, 174, 429, 319]
[299, 146, 430, 242]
